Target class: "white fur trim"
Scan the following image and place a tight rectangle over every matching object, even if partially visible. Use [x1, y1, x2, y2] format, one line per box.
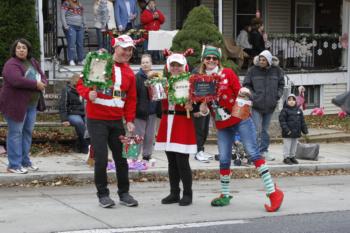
[154, 142, 197, 154]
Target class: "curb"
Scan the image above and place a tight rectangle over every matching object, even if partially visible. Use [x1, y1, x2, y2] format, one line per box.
[1, 163, 350, 186]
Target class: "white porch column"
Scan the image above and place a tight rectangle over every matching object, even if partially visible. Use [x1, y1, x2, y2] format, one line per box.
[218, 0, 223, 33]
[37, 0, 45, 72]
[347, 0, 350, 91]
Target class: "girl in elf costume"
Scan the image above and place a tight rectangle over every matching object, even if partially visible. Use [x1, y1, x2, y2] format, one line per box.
[154, 49, 196, 206]
[198, 45, 284, 211]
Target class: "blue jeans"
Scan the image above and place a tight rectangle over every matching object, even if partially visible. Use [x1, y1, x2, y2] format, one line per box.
[65, 25, 84, 62]
[251, 109, 273, 154]
[5, 106, 37, 169]
[217, 118, 261, 169]
[68, 115, 88, 150]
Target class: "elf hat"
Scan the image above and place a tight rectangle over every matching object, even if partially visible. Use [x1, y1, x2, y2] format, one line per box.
[111, 34, 135, 48]
[201, 45, 222, 60]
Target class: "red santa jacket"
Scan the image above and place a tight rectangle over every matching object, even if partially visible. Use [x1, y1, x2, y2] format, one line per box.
[76, 62, 136, 122]
[210, 68, 242, 129]
[155, 99, 197, 155]
[140, 8, 165, 39]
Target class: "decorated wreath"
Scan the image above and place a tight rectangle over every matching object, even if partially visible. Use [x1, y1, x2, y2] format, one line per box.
[189, 73, 220, 103]
[82, 51, 113, 89]
[167, 72, 191, 105]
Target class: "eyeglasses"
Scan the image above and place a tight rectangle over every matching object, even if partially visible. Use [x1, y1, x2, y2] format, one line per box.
[204, 56, 218, 61]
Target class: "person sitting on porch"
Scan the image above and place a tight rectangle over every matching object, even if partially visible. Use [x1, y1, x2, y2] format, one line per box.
[140, 0, 165, 63]
[59, 74, 89, 154]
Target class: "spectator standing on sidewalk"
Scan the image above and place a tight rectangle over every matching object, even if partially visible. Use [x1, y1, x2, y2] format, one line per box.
[140, 0, 165, 63]
[60, 0, 86, 66]
[76, 35, 138, 208]
[243, 50, 285, 161]
[279, 94, 308, 165]
[135, 54, 161, 161]
[114, 0, 138, 33]
[198, 45, 284, 211]
[59, 74, 89, 154]
[0, 38, 47, 174]
[155, 50, 196, 206]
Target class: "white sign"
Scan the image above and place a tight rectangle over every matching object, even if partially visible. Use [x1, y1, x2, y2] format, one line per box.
[148, 30, 178, 51]
[173, 80, 190, 99]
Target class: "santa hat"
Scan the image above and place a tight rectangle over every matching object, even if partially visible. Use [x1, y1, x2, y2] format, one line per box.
[111, 34, 136, 48]
[163, 48, 194, 72]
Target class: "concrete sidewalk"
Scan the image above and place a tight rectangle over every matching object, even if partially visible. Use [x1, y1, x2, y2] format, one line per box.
[1, 138, 350, 185]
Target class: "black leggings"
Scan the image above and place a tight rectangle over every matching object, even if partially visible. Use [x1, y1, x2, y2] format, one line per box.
[165, 151, 192, 195]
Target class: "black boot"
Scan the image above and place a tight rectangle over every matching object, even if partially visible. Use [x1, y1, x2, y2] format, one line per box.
[179, 191, 192, 206]
[161, 193, 180, 204]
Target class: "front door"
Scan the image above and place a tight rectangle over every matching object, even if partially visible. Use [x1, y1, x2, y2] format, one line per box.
[235, 0, 264, 36]
[176, 0, 201, 29]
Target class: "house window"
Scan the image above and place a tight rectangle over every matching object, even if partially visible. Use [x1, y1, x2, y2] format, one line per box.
[295, 2, 315, 33]
[235, 0, 264, 36]
[295, 85, 320, 109]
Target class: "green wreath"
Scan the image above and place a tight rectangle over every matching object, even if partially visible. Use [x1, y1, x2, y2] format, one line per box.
[167, 72, 191, 105]
[82, 51, 113, 89]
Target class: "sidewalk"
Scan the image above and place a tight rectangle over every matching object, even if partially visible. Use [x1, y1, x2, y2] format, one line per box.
[0, 128, 350, 185]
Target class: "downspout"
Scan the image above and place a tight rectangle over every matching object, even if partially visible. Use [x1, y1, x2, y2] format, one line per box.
[218, 0, 223, 33]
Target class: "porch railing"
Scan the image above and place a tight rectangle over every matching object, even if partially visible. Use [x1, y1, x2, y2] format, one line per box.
[268, 33, 343, 71]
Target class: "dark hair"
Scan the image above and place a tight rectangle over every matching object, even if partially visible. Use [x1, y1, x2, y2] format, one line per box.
[10, 38, 33, 59]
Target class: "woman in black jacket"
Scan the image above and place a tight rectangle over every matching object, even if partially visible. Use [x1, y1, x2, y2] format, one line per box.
[134, 54, 161, 161]
[59, 74, 88, 153]
[249, 18, 265, 57]
[279, 94, 308, 165]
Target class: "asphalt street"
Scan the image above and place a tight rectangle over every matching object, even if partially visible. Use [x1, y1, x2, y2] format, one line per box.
[0, 175, 349, 233]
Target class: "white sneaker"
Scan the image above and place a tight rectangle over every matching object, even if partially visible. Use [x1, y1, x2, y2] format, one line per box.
[7, 167, 28, 174]
[24, 165, 39, 171]
[195, 151, 209, 163]
[263, 152, 275, 161]
[69, 60, 76, 66]
[202, 151, 214, 160]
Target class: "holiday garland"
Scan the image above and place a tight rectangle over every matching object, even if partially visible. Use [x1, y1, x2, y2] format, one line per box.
[82, 51, 113, 89]
[167, 72, 191, 105]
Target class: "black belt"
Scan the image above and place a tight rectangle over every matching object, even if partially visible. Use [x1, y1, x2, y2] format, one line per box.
[163, 110, 187, 116]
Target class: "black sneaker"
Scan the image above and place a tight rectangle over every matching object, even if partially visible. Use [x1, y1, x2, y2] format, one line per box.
[283, 158, 293, 165]
[142, 155, 151, 161]
[99, 196, 115, 208]
[289, 157, 299, 164]
[119, 193, 138, 207]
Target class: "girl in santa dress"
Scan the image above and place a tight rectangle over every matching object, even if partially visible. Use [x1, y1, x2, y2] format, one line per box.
[154, 51, 196, 206]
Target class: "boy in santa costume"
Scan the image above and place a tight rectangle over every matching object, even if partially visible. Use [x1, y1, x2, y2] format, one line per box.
[198, 45, 284, 211]
[76, 34, 138, 208]
[155, 50, 196, 206]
